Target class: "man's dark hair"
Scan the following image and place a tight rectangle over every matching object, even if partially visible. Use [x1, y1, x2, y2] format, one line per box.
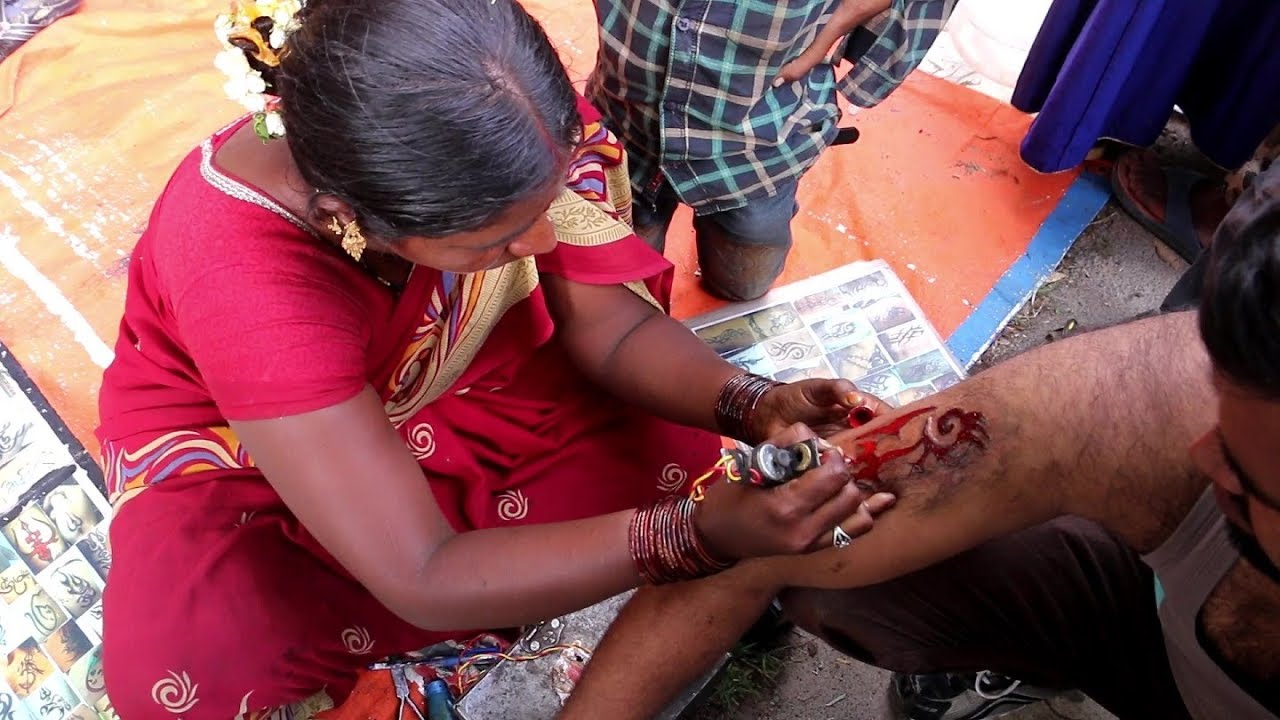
[1199, 168, 1280, 399]
[267, 0, 579, 240]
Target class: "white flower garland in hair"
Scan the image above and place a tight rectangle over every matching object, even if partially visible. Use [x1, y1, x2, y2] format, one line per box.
[213, 0, 304, 141]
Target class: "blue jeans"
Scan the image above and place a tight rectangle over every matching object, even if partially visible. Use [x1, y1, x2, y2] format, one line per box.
[632, 180, 798, 301]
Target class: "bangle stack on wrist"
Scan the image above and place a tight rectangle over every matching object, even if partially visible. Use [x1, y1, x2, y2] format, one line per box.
[715, 373, 782, 442]
[628, 495, 734, 585]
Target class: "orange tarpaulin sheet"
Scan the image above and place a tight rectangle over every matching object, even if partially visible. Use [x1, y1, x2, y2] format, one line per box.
[0, 0, 1073, 457]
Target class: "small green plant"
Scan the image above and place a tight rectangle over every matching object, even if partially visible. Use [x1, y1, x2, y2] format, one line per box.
[703, 641, 789, 715]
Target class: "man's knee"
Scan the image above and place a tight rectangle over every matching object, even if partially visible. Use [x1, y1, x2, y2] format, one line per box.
[692, 188, 798, 301]
[777, 586, 828, 634]
[696, 240, 791, 300]
[779, 586, 879, 664]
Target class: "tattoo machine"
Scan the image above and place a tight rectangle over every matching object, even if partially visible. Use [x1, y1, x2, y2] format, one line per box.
[690, 438, 825, 501]
[724, 438, 824, 487]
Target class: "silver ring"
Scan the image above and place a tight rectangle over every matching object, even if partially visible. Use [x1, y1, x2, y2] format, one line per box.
[832, 525, 853, 549]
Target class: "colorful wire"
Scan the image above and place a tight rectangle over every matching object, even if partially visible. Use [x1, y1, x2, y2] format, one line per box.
[455, 642, 591, 679]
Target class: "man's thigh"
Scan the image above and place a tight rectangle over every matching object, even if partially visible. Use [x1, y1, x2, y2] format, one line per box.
[695, 182, 799, 248]
[781, 517, 1189, 720]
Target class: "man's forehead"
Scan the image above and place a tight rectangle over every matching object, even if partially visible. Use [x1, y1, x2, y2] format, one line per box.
[1214, 374, 1280, 449]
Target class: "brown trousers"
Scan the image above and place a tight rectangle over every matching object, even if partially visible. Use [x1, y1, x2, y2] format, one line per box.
[781, 517, 1192, 720]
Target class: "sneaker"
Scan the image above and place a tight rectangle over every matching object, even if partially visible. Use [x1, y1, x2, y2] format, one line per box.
[889, 670, 1060, 720]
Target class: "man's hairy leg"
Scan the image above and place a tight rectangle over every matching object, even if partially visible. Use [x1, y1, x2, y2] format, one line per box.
[784, 310, 1214, 596]
[561, 312, 1214, 719]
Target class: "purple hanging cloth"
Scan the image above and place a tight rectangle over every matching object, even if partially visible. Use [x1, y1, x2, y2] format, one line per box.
[1011, 0, 1280, 173]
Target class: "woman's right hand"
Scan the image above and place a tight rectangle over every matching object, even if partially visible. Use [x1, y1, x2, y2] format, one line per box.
[693, 424, 895, 560]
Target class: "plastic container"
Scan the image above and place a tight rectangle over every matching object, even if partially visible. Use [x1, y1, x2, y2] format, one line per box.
[425, 679, 460, 720]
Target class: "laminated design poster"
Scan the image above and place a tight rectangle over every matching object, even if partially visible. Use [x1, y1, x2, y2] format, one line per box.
[0, 346, 111, 720]
[688, 261, 966, 408]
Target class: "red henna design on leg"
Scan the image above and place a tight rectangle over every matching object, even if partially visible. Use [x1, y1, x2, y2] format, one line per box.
[848, 406, 989, 493]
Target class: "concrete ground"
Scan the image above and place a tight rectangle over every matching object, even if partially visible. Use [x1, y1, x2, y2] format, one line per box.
[687, 122, 1211, 720]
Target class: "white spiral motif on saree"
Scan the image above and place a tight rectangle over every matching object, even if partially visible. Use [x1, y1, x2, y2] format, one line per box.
[496, 490, 529, 521]
[657, 463, 688, 493]
[151, 670, 199, 714]
[406, 422, 437, 460]
[341, 626, 374, 654]
[233, 690, 255, 719]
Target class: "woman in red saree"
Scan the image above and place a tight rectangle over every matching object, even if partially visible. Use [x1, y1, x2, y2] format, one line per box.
[94, 0, 893, 717]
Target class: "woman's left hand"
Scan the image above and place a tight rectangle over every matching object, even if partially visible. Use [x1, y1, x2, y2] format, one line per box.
[751, 379, 889, 441]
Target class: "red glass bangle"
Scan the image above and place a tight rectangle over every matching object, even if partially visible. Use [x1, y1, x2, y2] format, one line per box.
[628, 496, 734, 585]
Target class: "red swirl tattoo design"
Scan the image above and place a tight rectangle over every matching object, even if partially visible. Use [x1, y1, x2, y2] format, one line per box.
[848, 405, 989, 493]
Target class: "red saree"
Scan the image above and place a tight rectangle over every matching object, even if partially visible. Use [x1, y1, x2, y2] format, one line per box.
[97, 98, 721, 719]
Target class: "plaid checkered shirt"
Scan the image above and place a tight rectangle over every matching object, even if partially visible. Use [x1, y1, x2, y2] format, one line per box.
[586, 0, 956, 214]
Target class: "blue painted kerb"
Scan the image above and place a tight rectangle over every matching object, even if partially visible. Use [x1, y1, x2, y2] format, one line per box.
[945, 170, 1112, 367]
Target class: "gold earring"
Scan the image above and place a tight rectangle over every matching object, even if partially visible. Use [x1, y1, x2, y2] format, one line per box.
[328, 217, 366, 261]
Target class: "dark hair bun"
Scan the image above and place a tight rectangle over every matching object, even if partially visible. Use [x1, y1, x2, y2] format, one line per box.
[275, 0, 581, 241]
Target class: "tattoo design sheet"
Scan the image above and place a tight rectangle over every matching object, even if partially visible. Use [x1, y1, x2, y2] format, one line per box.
[688, 261, 966, 408]
[0, 346, 112, 720]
